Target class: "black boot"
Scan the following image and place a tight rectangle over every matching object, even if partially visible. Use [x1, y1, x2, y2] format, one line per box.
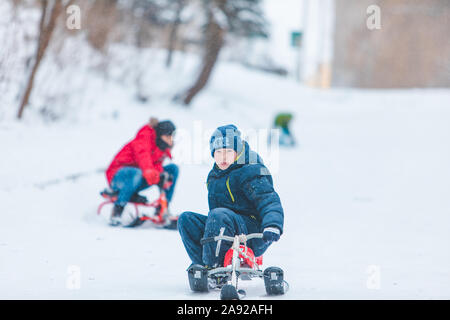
[110, 204, 124, 226]
[187, 264, 209, 292]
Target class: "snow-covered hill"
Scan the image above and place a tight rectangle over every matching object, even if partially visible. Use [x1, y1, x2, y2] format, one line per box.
[1, 51, 450, 299]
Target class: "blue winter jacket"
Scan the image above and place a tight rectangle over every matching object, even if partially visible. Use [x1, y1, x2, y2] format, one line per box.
[206, 141, 284, 233]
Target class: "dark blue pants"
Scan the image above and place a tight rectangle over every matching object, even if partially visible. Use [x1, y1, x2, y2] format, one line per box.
[110, 164, 179, 207]
[178, 208, 270, 267]
[279, 126, 295, 146]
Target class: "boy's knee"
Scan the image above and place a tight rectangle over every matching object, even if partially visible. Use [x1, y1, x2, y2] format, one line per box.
[208, 208, 235, 223]
[177, 211, 190, 228]
[165, 164, 179, 175]
[177, 211, 199, 229]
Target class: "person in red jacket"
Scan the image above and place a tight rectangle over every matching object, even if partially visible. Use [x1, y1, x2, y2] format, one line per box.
[106, 118, 178, 226]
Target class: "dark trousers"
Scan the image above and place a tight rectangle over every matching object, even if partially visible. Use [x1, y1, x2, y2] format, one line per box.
[177, 207, 270, 267]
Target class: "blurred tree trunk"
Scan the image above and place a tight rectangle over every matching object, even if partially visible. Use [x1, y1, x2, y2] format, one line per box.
[86, 0, 118, 52]
[179, 3, 225, 106]
[166, 0, 185, 68]
[17, 0, 72, 119]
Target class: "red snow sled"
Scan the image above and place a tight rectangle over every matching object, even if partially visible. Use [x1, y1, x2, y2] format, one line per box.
[97, 184, 178, 229]
[188, 233, 288, 300]
[223, 245, 263, 269]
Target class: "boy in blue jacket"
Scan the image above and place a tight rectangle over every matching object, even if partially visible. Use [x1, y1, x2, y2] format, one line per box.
[178, 124, 284, 270]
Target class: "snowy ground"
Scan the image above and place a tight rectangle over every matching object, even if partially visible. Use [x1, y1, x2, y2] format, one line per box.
[1, 58, 450, 299]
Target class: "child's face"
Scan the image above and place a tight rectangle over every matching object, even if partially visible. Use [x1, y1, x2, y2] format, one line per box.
[214, 148, 237, 170]
[160, 134, 174, 148]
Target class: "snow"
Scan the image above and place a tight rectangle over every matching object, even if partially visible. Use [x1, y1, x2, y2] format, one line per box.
[1, 41, 450, 299]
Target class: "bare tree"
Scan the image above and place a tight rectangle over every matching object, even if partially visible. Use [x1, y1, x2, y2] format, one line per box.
[17, 0, 73, 120]
[85, 0, 119, 52]
[128, 0, 189, 66]
[176, 0, 267, 106]
[166, 0, 187, 68]
[176, 0, 226, 105]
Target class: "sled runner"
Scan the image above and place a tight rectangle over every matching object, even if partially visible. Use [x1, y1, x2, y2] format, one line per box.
[188, 233, 288, 300]
[97, 185, 178, 229]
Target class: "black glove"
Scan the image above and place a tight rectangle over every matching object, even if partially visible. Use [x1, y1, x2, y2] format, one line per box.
[262, 227, 281, 243]
[158, 172, 173, 189]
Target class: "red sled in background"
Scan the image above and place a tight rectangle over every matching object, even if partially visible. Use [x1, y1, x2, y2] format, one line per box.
[97, 184, 178, 230]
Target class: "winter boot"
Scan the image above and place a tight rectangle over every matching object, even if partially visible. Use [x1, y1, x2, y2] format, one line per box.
[110, 204, 124, 226]
[187, 264, 209, 292]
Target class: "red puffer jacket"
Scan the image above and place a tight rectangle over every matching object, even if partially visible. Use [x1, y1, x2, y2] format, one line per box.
[106, 125, 172, 185]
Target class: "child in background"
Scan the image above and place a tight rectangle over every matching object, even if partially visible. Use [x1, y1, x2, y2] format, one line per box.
[273, 112, 296, 147]
[105, 118, 178, 226]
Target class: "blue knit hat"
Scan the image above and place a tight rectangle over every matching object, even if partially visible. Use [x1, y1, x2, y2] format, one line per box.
[210, 124, 244, 157]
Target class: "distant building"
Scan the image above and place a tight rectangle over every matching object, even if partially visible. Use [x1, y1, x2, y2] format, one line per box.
[300, 0, 450, 88]
[300, 0, 335, 88]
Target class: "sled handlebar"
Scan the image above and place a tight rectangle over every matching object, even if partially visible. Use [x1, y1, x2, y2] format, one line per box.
[200, 233, 263, 245]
